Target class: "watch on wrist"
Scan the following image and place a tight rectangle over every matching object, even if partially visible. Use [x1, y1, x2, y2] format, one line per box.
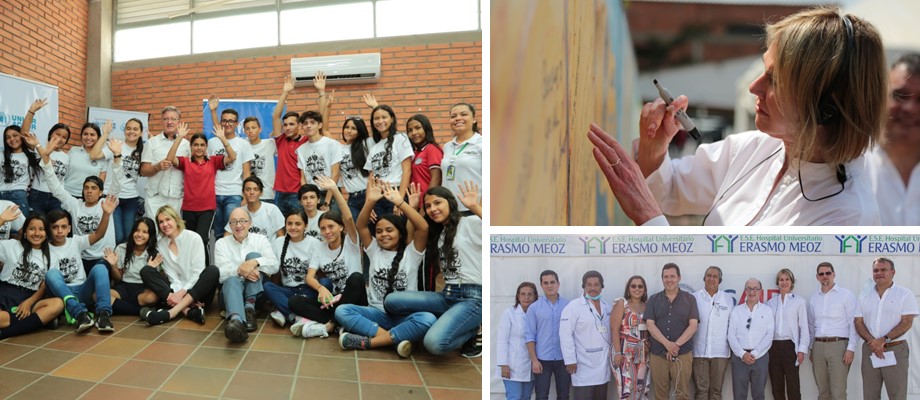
[884, 335, 892, 343]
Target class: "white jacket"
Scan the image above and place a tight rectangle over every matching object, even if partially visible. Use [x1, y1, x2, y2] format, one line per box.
[766, 292, 810, 354]
[692, 289, 733, 358]
[158, 229, 206, 292]
[560, 295, 612, 387]
[496, 305, 532, 382]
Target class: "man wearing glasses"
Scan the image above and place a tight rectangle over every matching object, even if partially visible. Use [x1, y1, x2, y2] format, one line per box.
[140, 106, 189, 219]
[214, 207, 278, 343]
[692, 266, 733, 399]
[854, 257, 918, 400]
[559, 270, 611, 400]
[207, 99, 254, 240]
[645, 263, 698, 400]
[727, 279, 774, 400]
[807, 261, 857, 400]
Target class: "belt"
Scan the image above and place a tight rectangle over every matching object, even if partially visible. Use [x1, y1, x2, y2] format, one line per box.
[885, 340, 906, 348]
[814, 337, 849, 342]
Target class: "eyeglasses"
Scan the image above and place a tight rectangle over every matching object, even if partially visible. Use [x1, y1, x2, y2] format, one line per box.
[220, 119, 238, 124]
[746, 317, 752, 330]
[630, 284, 644, 289]
[745, 287, 761, 292]
[872, 268, 889, 273]
[162, 117, 179, 122]
[817, 271, 833, 277]
[228, 219, 250, 226]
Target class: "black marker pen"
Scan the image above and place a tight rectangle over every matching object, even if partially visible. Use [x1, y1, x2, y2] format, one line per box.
[653, 79, 701, 141]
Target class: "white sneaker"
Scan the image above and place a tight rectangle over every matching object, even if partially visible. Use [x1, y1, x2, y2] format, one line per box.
[396, 340, 413, 358]
[290, 317, 311, 337]
[270, 310, 286, 327]
[302, 322, 329, 339]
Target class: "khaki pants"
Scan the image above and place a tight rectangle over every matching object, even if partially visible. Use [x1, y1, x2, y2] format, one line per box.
[811, 340, 850, 400]
[693, 357, 729, 400]
[861, 342, 909, 400]
[650, 352, 693, 400]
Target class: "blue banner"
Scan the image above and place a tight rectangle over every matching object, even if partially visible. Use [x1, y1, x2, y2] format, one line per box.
[201, 99, 283, 139]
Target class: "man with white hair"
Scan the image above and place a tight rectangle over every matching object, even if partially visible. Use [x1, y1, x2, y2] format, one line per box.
[728, 278, 774, 400]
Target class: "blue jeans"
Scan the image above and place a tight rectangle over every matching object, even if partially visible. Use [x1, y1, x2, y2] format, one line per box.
[534, 359, 571, 400]
[263, 278, 332, 317]
[221, 251, 264, 321]
[334, 304, 435, 343]
[384, 284, 481, 355]
[214, 195, 242, 237]
[45, 263, 112, 317]
[504, 380, 535, 400]
[28, 189, 60, 217]
[346, 190, 365, 222]
[0, 190, 28, 220]
[113, 197, 140, 245]
[274, 191, 301, 217]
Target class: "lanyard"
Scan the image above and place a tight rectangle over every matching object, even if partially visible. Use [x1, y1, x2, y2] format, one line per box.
[452, 142, 470, 156]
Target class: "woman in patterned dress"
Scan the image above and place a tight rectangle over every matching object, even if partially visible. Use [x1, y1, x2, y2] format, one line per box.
[611, 275, 650, 399]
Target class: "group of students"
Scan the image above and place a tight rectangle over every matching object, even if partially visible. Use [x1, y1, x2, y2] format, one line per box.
[498, 259, 918, 400]
[0, 72, 483, 359]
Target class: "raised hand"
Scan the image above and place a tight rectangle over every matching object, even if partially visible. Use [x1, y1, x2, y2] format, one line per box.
[107, 138, 123, 155]
[407, 182, 421, 209]
[0, 204, 21, 224]
[314, 175, 337, 192]
[382, 182, 403, 205]
[147, 254, 163, 269]
[208, 94, 219, 111]
[362, 93, 378, 108]
[457, 180, 480, 209]
[28, 98, 48, 114]
[102, 247, 118, 267]
[177, 122, 190, 140]
[20, 130, 39, 148]
[366, 178, 384, 204]
[103, 119, 113, 136]
[101, 194, 119, 214]
[313, 70, 326, 93]
[211, 124, 225, 140]
[282, 75, 295, 94]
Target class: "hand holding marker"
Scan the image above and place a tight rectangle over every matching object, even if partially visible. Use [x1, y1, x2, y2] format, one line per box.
[653, 79, 702, 141]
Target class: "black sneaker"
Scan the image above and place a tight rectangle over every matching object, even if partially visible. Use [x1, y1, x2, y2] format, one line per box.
[95, 310, 114, 333]
[224, 318, 249, 343]
[187, 307, 206, 325]
[460, 331, 482, 359]
[244, 308, 257, 332]
[139, 306, 155, 322]
[145, 309, 171, 326]
[75, 312, 94, 334]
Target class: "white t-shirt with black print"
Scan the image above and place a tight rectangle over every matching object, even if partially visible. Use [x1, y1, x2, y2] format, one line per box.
[296, 136, 341, 184]
[209, 135, 254, 196]
[438, 216, 482, 285]
[365, 238, 423, 312]
[305, 210, 325, 242]
[0, 199, 25, 240]
[0, 152, 32, 191]
[338, 139, 374, 194]
[0, 240, 49, 291]
[364, 133, 413, 186]
[49, 235, 92, 285]
[312, 234, 361, 295]
[31, 150, 69, 193]
[42, 160, 120, 260]
[272, 235, 321, 288]
[114, 144, 141, 199]
[250, 139, 277, 200]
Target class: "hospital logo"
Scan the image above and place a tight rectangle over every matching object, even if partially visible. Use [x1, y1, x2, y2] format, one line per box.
[707, 235, 738, 253]
[835, 235, 866, 253]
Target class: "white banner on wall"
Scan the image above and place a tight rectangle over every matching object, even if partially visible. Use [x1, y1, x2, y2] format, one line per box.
[87, 107, 150, 141]
[490, 233, 920, 399]
[0, 73, 59, 145]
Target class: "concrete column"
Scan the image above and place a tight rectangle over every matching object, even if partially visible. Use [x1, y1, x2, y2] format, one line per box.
[87, 0, 112, 108]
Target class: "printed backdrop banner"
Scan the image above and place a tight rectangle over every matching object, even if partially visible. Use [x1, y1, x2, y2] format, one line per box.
[490, 234, 920, 399]
[0, 73, 59, 146]
[201, 99, 281, 139]
[87, 107, 150, 141]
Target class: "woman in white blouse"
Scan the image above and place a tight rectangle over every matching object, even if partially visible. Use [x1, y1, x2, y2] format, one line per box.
[589, 8, 887, 226]
[765, 268, 809, 400]
[497, 281, 538, 400]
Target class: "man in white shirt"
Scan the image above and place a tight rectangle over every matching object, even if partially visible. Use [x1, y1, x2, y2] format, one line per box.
[866, 53, 920, 225]
[140, 106, 189, 219]
[214, 208, 278, 343]
[807, 261, 857, 400]
[692, 266, 733, 400]
[854, 257, 919, 400]
[728, 278, 774, 400]
[207, 102, 254, 240]
[295, 110, 340, 209]
[559, 270, 611, 400]
[765, 268, 809, 400]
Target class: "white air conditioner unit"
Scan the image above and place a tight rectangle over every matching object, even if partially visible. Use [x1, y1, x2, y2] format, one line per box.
[291, 53, 381, 86]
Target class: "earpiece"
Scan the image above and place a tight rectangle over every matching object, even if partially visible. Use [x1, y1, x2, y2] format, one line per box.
[815, 14, 855, 126]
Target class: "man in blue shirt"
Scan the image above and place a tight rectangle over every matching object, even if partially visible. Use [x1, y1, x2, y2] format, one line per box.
[525, 269, 571, 400]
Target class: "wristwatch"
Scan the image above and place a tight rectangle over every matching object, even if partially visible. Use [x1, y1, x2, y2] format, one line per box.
[884, 335, 892, 343]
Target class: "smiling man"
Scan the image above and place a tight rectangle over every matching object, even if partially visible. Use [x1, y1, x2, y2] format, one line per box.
[645, 263, 698, 400]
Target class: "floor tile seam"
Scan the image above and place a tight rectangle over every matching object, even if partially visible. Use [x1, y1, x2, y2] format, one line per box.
[149, 388, 219, 399]
[0, 345, 47, 367]
[217, 318, 272, 400]
[410, 357, 434, 397]
[353, 351, 363, 400]
[46, 351, 132, 397]
[290, 331, 306, 400]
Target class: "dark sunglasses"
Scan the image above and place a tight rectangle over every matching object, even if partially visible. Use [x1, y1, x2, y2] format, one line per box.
[630, 284, 644, 289]
[817, 271, 833, 276]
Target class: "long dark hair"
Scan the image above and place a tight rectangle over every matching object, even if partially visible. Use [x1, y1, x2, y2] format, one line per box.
[279, 210, 309, 279]
[370, 105, 398, 171]
[377, 213, 408, 296]
[623, 275, 648, 303]
[125, 217, 157, 271]
[126, 118, 145, 161]
[342, 117, 370, 177]
[3, 125, 40, 184]
[423, 186, 462, 280]
[450, 103, 480, 133]
[20, 214, 50, 272]
[406, 114, 440, 152]
[80, 122, 101, 149]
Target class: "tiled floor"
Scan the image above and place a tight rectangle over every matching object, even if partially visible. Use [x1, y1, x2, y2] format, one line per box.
[0, 311, 482, 399]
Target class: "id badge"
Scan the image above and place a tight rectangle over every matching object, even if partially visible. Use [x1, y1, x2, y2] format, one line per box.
[598, 325, 608, 333]
[445, 165, 456, 181]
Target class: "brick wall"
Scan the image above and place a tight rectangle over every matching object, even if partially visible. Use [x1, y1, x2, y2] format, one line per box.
[112, 41, 482, 145]
[0, 0, 88, 144]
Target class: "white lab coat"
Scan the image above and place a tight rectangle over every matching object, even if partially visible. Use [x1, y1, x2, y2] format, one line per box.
[559, 295, 612, 387]
[692, 289, 733, 358]
[496, 305, 533, 382]
[645, 130, 880, 226]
